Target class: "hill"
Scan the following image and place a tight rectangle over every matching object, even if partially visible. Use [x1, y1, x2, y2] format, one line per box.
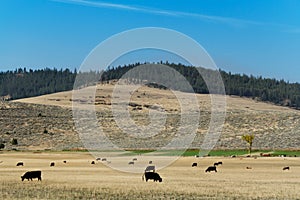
[1, 81, 298, 151]
[1, 64, 300, 109]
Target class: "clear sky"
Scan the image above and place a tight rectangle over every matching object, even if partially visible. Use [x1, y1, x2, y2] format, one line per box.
[1, 0, 300, 82]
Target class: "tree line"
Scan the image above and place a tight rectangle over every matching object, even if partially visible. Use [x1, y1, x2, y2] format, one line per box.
[100, 62, 300, 109]
[1, 63, 300, 109]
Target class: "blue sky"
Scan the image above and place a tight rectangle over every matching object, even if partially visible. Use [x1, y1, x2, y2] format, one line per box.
[1, 0, 300, 82]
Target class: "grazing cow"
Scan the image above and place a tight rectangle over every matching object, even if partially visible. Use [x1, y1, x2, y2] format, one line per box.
[283, 166, 290, 170]
[142, 172, 162, 182]
[145, 165, 155, 172]
[260, 153, 271, 157]
[96, 158, 101, 161]
[50, 162, 55, 167]
[148, 161, 153, 164]
[63, 160, 67, 163]
[21, 171, 42, 181]
[205, 166, 217, 172]
[16, 162, 24, 166]
[214, 161, 223, 166]
[192, 163, 197, 167]
[133, 158, 137, 161]
[128, 161, 134, 165]
[91, 161, 95, 164]
[101, 158, 107, 161]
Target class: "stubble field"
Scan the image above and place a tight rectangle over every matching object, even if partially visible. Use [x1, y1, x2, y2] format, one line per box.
[0, 152, 299, 199]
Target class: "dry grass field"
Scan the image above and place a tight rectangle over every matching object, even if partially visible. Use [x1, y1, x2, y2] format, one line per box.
[0, 152, 299, 199]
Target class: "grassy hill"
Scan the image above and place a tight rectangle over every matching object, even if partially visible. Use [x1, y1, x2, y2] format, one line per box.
[0, 81, 298, 151]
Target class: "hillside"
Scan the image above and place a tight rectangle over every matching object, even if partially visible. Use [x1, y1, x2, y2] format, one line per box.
[1, 81, 299, 151]
[1, 64, 300, 109]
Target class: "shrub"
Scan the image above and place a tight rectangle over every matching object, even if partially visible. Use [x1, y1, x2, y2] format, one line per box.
[11, 138, 18, 145]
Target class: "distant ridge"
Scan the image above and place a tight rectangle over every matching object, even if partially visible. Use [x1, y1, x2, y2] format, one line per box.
[1, 63, 300, 109]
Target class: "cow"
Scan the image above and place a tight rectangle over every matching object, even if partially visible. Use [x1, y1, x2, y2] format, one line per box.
[192, 163, 197, 167]
[214, 161, 223, 166]
[63, 160, 67, 163]
[21, 171, 42, 181]
[205, 166, 217, 172]
[145, 165, 155, 172]
[142, 172, 162, 182]
[91, 161, 95, 164]
[148, 161, 153, 164]
[16, 162, 24, 166]
[50, 162, 55, 167]
[283, 166, 290, 170]
[128, 161, 134, 165]
[101, 158, 107, 161]
[133, 158, 137, 161]
[260, 153, 271, 157]
[96, 158, 101, 161]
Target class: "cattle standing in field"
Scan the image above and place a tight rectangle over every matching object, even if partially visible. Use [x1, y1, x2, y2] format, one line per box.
[145, 165, 155, 172]
[142, 172, 162, 182]
[214, 161, 223, 166]
[283, 166, 290, 170]
[50, 162, 55, 167]
[192, 163, 197, 167]
[149, 161, 153, 164]
[260, 153, 271, 157]
[133, 158, 137, 161]
[91, 161, 95, 164]
[96, 158, 101, 161]
[16, 162, 23, 166]
[21, 171, 42, 181]
[128, 161, 134, 165]
[101, 158, 107, 161]
[205, 166, 217, 172]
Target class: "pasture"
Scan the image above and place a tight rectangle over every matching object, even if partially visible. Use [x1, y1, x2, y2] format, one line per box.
[0, 152, 299, 199]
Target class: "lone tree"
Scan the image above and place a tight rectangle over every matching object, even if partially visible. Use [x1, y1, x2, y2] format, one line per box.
[242, 134, 255, 155]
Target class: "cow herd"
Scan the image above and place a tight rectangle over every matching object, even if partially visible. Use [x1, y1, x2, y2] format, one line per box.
[1, 157, 291, 183]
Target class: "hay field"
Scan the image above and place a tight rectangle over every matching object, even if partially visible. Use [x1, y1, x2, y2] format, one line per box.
[0, 152, 299, 199]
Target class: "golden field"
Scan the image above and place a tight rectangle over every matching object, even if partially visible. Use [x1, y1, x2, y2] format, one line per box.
[0, 152, 299, 199]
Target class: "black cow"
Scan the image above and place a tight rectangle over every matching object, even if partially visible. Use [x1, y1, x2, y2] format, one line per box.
[145, 165, 155, 172]
[142, 172, 162, 182]
[16, 162, 23, 166]
[283, 166, 290, 170]
[91, 161, 95, 164]
[50, 162, 55, 167]
[101, 158, 107, 161]
[214, 161, 223, 166]
[128, 161, 134, 165]
[205, 166, 217, 172]
[63, 160, 67, 163]
[192, 163, 197, 167]
[148, 161, 153, 164]
[133, 158, 137, 161]
[21, 171, 42, 181]
[96, 158, 101, 161]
